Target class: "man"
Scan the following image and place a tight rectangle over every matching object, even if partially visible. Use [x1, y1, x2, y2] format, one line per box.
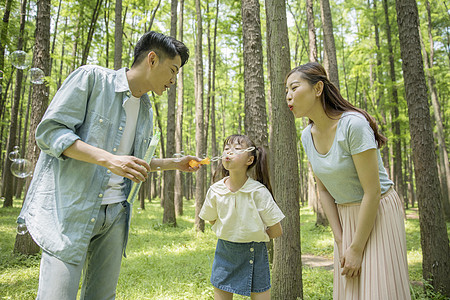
[18, 31, 199, 299]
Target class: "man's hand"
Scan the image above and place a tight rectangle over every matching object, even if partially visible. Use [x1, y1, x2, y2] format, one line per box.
[106, 155, 150, 183]
[174, 155, 202, 172]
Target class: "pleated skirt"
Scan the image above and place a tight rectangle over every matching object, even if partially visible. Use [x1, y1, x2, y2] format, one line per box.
[333, 188, 411, 300]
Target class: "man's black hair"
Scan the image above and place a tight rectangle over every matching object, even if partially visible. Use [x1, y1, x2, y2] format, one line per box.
[132, 31, 189, 67]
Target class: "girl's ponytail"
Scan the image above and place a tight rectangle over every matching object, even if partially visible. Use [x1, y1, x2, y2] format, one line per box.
[254, 146, 274, 197]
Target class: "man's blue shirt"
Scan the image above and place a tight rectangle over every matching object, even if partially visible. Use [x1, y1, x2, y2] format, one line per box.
[18, 65, 153, 264]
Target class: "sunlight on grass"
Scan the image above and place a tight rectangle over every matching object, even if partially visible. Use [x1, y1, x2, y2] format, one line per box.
[0, 199, 448, 299]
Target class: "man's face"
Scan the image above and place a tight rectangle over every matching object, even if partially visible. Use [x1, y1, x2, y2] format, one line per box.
[148, 53, 181, 96]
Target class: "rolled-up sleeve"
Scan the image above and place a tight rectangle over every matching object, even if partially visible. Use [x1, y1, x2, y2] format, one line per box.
[35, 67, 93, 160]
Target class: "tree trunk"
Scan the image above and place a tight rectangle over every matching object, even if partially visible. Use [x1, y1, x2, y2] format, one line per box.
[175, 0, 185, 217]
[371, 0, 392, 188]
[104, 0, 110, 68]
[2, 0, 28, 207]
[382, 0, 405, 206]
[306, 0, 318, 62]
[395, 0, 450, 295]
[304, 6, 327, 226]
[420, 0, 450, 220]
[241, 0, 269, 150]
[15, 0, 51, 256]
[114, 0, 122, 70]
[210, 0, 219, 181]
[0, 0, 13, 125]
[153, 95, 165, 204]
[81, 0, 103, 66]
[162, 0, 178, 226]
[148, 0, 162, 32]
[49, 0, 62, 76]
[319, 0, 339, 89]
[194, 0, 206, 232]
[265, 0, 302, 299]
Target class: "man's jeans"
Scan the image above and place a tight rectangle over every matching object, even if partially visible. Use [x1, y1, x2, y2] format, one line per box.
[36, 201, 129, 300]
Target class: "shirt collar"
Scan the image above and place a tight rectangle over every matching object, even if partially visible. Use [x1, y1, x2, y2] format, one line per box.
[115, 67, 131, 94]
[211, 176, 264, 195]
[115, 67, 152, 108]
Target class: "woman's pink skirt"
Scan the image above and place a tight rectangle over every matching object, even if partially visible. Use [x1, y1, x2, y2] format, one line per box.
[333, 188, 411, 300]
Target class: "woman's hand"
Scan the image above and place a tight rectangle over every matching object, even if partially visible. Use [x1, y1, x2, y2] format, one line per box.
[336, 239, 344, 266]
[340, 245, 363, 278]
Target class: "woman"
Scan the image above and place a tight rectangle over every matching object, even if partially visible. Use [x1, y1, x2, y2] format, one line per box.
[285, 62, 410, 299]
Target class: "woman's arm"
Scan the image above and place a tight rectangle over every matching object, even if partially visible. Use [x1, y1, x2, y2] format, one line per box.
[315, 176, 343, 259]
[341, 148, 381, 278]
[266, 222, 283, 239]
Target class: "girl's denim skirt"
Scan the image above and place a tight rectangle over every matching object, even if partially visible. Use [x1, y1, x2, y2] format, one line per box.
[211, 239, 271, 296]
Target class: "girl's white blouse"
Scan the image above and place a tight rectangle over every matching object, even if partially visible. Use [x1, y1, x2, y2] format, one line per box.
[199, 177, 285, 243]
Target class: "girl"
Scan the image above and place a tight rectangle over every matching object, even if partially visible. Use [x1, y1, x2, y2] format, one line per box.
[285, 62, 411, 299]
[200, 135, 285, 300]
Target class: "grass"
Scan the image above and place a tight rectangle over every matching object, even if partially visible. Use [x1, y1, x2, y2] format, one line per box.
[0, 199, 449, 299]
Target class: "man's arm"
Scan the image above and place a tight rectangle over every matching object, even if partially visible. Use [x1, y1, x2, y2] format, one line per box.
[63, 140, 150, 183]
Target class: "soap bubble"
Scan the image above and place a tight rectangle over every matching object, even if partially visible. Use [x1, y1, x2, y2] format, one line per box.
[173, 153, 183, 162]
[210, 156, 222, 162]
[16, 223, 28, 235]
[11, 50, 30, 69]
[8, 150, 19, 161]
[11, 158, 33, 178]
[29, 68, 45, 84]
[180, 151, 185, 155]
[13, 145, 19, 151]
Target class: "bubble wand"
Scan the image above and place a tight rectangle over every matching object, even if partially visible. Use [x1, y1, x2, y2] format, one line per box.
[127, 131, 161, 205]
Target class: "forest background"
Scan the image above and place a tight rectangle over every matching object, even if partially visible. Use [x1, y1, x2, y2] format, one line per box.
[0, 0, 449, 299]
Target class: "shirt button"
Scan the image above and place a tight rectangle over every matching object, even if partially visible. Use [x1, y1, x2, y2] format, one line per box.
[98, 193, 103, 198]
[107, 170, 111, 174]
[99, 119, 103, 123]
[113, 148, 117, 152]
[91, 218, 95, 223]
[250, 248, 254, 252]
[249, 260, 254, 264]
[119, 126, 123, 131]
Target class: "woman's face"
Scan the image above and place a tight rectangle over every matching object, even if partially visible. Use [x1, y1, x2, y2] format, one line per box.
[285, 72, 318, 119]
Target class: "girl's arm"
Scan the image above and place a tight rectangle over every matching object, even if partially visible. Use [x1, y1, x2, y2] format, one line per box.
[341, 148, 381, 278]
[266, 222, 283, 239]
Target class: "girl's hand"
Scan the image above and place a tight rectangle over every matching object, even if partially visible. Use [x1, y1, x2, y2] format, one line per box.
[341, 245, 363, 278]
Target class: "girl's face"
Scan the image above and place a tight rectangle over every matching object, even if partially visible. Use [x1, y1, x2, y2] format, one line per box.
[285, 72, 319, 119]
[221, 142, 254, 171]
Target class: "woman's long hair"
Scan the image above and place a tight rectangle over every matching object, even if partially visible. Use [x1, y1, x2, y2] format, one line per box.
[286, 62, 387, 148]
[213, 135, 273, 197]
